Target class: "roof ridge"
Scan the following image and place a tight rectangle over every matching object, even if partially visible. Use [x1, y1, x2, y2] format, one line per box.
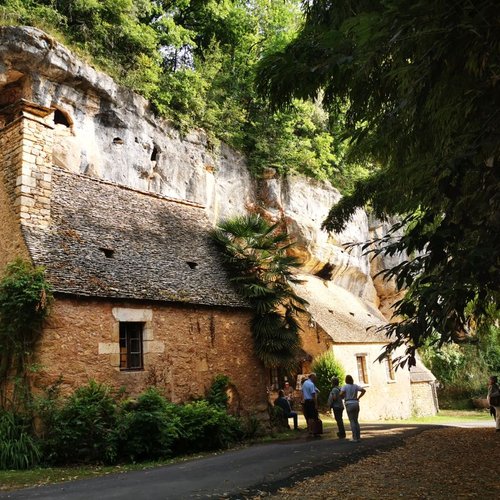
[52, 166, 205, 209]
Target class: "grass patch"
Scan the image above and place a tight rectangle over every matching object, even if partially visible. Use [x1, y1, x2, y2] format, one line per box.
[379, 408, 492, 424]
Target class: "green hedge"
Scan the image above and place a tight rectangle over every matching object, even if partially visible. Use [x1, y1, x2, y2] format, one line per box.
[1, 378, 247, 469]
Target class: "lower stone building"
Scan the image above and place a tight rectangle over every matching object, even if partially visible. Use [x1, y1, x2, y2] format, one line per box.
[0, 99, 268, 414]
[289, 275, 439, 420]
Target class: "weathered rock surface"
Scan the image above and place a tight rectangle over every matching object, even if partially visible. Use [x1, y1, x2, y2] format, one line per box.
[0, 26, 402, 316]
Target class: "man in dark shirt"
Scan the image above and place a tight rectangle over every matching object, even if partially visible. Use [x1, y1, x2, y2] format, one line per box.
[274, 390, 299, 430]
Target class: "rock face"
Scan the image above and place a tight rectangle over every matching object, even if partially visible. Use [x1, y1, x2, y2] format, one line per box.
[0, 26, 401, 316]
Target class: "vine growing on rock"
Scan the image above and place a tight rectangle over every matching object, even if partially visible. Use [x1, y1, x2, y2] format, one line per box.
[0, 259, 53, 409]
[212, 215, 307, 369]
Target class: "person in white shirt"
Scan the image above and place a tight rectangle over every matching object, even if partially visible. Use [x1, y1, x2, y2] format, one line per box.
[301, 373, 319, 435]
[340, 374, 366, 442]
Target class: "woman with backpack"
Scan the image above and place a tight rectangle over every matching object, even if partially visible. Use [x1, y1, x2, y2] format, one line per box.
[327, 377, 346, 439]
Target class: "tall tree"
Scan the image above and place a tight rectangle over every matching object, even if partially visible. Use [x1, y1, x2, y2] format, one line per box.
[257, 0, 500, 366]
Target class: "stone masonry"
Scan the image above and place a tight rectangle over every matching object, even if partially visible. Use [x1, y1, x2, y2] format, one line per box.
[0, 99, 54, 231]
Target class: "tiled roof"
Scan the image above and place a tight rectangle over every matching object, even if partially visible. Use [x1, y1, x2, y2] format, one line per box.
[23, 168, 246, 307]
[410, 358, 436, 383]
[294, 274, 389, 343]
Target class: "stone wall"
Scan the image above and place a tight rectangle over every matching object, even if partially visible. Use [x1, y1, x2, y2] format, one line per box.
[330, 343, 413, 420]
[411, 382, 439, 417]
[33, 296, 269, 415]
[0, 100, 54, 231]
[0, 113, 30, 271]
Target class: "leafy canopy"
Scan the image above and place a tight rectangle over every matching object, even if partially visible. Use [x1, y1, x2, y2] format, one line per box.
[212, 214, 308, 369]
[257, 0, 500, 366]
[0, 0, 371, 191]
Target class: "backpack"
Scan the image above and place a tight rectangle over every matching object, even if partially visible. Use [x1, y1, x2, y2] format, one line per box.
[328, 387, 341, 408]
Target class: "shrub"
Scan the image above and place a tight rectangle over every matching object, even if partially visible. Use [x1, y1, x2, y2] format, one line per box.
[117, 388, 180, 461]
[311, 351, 346, 406]
[0, 410, 41, 470]
[240, 414, 265, 439]
[206, 374, 230, 409]
[174, 400, 242, 454]
[41, 381, 119, 464]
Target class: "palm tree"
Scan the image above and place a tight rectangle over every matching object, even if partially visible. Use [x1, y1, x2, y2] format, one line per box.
[212, 214, 307, 369]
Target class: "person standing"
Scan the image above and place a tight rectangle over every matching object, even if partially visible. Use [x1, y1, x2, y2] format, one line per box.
[274, 390, 299, 430]
[487, 375, 500, 432]
[327, 377, 346, 439]
[301, 373, 319, 436]
[340, 375, 366, 442]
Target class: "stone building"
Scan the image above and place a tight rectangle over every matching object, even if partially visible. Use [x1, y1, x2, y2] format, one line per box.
[293, 275, 438, 419]
[0, 26, 438, 420]
[0, 99, 268, 413]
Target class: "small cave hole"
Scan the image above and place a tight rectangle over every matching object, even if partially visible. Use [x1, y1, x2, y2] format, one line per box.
[100, 248, 115, 258]
[186, 261, 198, 269]
[151, 145, 160, 162]
[315, 262, 335, 281]
[113, 137, 124, 145]
[349, 312, 355, 316]
[53, 109, 71, 127]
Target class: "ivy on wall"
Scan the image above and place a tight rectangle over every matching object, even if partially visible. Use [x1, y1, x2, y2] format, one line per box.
[0, 259, 53, 409]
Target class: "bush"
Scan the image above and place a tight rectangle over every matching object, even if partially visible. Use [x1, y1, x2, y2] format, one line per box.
[240, 414, 265, 439]
[117, 388, 180, 461]
[311, 351, 346, 406]
[420, 341, 493, 401]
[206, 374, 230, 409]
[0, 410, 41, 470]
[41, 381, 119, 464]
[174, 400, 242, 454]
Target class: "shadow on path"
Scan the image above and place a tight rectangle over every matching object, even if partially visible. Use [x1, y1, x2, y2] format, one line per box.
[0, 423, 464, 500]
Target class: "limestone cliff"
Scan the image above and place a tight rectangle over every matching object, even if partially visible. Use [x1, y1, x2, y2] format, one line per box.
[0, 26, 401, 318]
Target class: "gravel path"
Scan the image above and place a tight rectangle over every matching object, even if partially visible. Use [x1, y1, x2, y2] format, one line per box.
[261, 427, 500, 499]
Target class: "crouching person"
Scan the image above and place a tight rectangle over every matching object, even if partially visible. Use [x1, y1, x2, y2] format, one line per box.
[274, 390, 299, 430]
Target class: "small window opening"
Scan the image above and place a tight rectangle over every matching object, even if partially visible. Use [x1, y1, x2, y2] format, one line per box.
[113, 137, 124, 145]
[186, 261, 198, 269]
[53, 109, 71, 127]
[356, 354, 369, 385]
[385, 356, 396, 381]
[119, 322, 144, 371]
[100, 247, 115, 258]
[151, 145, 159, 161]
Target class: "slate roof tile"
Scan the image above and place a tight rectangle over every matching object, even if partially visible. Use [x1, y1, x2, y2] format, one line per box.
[23, 168, 246, 307]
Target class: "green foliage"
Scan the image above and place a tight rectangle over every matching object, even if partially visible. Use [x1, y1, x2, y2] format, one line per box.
[0, 259, 52, 408]
[257, 0, 500, 364]
[311, 351, 345, 406]
[0, 410, 40, 470]
[240, 414, 264, 439]
[0, 0, 372, 191]
[41, 381, 119, 465]
[420, 325, 500, 401]
[117, 388, 179, 461]
[212, 214, 307, 369]
[206, 374, 230, 409]
[174, 400, 242, 454]
[34, 381, 246, 465]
